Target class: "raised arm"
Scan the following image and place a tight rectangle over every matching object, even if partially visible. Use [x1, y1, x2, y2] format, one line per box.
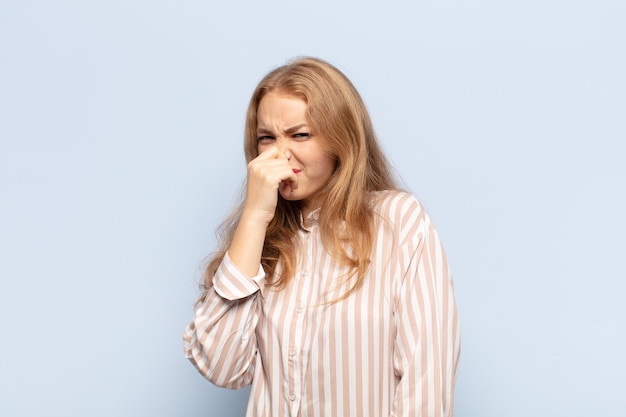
[183, 145, 297, 388]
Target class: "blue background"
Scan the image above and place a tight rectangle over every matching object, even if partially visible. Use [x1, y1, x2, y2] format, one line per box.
[1, 1, 624, 416]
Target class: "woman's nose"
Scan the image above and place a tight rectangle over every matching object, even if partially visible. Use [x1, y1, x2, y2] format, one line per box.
[276, 138, 291, 158]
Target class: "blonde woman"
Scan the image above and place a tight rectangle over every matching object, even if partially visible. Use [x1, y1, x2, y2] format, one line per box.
[184, 57, 460, 417]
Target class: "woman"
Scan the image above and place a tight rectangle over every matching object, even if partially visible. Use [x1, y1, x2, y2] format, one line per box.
[184, 57, 460, 417]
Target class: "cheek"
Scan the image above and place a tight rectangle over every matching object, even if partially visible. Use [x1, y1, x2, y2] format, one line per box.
[313, 155, 337, 179]
[321, 151, 337, 172]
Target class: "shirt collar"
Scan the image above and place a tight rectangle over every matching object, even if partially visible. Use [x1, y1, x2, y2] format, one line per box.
[300, 208, 321, 230]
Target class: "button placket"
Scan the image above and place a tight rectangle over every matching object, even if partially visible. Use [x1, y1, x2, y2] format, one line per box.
[287, 229, 313, 415]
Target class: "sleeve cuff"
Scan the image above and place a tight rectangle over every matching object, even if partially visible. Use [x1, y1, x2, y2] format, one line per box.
[212, 252, 266, 300]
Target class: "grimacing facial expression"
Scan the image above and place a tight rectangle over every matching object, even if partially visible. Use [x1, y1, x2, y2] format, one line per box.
[256, 92, 336, 213]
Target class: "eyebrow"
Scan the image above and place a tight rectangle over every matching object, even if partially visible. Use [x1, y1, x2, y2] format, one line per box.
[256, 124, 310, 135]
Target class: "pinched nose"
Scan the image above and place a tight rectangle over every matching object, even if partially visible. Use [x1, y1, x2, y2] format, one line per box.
[276, 138, 287, 153]
[276, 139, 291, 158]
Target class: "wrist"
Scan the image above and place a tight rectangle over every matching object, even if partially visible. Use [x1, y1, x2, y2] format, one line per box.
[240, 207, 274, 227]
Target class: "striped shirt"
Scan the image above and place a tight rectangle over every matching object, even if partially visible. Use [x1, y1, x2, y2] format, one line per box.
[184, 191, 460, 417]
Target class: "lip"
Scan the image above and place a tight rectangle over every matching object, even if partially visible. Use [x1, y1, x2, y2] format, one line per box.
[292, 168, 302, 174]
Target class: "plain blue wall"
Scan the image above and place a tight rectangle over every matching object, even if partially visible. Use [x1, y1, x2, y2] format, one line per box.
[1, 1, 624, 416]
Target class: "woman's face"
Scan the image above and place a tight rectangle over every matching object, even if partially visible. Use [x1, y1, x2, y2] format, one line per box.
[256, 92, 336, 213]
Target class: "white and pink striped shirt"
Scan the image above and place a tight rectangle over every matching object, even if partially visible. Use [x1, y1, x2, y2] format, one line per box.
[184, 191, 460, 417]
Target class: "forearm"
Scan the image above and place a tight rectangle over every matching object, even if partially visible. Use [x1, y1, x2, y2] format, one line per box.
[228, 209, 270, 278]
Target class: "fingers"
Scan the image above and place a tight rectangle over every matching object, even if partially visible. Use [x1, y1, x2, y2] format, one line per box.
[256, 145, 280, 160]
[280, 177, 296, 197]
[249, 159, 293, 186]
[250, 146, 297, 188]
[246, 148, 298, 212]
[258, 143, 292, 160]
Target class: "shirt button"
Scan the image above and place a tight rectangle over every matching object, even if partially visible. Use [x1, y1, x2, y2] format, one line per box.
[289, 349, 296, 357]
[296, 307, 304, 314]
[289, 394, 296, 401]
[302, 270, 309, 277]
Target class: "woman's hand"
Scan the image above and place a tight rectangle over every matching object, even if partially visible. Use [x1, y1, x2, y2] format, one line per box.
[243, 146, 298, 224]
[227, 146, 297, 278]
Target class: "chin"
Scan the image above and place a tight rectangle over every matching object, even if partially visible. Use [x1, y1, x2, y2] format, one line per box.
[280, 192, 304, 202]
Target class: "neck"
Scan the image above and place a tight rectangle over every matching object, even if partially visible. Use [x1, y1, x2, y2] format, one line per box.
[300, 199, 316, 221]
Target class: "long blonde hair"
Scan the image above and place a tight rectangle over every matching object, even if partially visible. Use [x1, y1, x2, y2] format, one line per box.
[199, 57, 398, 303]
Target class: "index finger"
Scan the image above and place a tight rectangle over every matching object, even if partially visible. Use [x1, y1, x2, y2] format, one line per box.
[255, 145, 287, 160]
[255, 145, 282, 160]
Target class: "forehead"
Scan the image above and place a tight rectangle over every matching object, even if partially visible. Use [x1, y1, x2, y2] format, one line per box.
[257, 92, 308, 127]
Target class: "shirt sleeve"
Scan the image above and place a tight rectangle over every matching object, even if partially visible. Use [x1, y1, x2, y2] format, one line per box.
[213, 251, 266, 300]
[391, 208, 461, 417]
[183, 252, 265, 389]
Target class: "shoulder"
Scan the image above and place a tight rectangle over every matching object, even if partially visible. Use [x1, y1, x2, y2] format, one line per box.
[370, 190, 430, 244]
[370, 190, 425, 222]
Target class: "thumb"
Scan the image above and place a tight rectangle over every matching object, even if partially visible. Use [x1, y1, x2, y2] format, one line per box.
[280, 180, 294, 197]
